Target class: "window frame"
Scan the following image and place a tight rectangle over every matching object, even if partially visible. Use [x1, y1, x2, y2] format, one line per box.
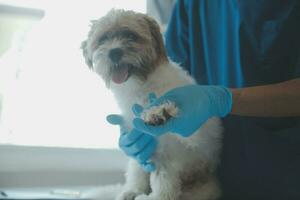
[0, 145, 128, 188]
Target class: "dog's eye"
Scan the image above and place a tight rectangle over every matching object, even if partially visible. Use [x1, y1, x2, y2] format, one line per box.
[123, 31, 138, 42]
[127, 33, 137, 42]
[98, 35, 108, 45]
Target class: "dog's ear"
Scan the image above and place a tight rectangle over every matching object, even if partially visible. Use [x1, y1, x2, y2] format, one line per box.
[81, 40, 93, 69]
[144, 16, 168, 63]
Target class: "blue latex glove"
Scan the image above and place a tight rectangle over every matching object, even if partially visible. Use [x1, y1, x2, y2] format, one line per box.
[106, 103, 158, 172]
[133, 85, 232, 137]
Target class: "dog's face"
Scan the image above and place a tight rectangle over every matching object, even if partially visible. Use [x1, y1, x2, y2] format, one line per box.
[81, 9, 167, 86]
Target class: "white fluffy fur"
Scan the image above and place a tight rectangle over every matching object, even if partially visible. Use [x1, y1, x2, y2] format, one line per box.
[96, 62, 223, 200]
[82, 10, 223, 200]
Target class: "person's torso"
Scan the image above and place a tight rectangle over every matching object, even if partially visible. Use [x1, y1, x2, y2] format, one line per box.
[165, 0, 300, 199]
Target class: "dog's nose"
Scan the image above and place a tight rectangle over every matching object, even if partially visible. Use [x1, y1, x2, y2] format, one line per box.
[109, 48, 123, 62]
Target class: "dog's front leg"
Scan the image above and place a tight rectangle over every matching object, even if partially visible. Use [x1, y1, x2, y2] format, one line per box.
[116, 159, 150, 200]
[135, 169, 181, 200]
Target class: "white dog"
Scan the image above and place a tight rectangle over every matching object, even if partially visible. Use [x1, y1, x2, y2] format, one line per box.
[81, 9, 223, 200]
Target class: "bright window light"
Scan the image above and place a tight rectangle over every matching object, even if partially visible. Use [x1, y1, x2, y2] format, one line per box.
[0, 0, 146, 149]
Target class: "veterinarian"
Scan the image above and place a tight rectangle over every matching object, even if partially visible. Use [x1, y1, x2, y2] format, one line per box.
[107, 0, 300, 199]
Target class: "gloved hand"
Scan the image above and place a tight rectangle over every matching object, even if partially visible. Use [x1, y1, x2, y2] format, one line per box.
[133, 85, 232, 137]
[106, 103, 158, 172]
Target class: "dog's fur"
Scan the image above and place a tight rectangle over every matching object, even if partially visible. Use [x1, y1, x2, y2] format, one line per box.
[82, 9, 223, 200]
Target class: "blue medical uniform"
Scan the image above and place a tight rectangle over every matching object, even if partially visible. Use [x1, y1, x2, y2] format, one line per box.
[165, 0, 300, 199]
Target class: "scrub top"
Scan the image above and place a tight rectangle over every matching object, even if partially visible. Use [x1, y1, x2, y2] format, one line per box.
[165, 0, 300, 199]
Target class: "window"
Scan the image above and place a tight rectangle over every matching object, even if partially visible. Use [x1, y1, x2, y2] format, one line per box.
[0, 0, 146, 149]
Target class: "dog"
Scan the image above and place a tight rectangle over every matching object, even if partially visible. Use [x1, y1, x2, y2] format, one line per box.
[81, 9, 223, 200]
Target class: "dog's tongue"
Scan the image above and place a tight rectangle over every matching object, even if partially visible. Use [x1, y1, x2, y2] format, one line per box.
[112, 66, 129, 84]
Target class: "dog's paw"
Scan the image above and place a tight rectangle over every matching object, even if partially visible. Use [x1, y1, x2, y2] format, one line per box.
[141, 101, 178, 126]
[116, 191, 140, 200]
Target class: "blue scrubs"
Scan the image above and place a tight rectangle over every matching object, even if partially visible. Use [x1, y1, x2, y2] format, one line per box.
[165, 0, 300, 199]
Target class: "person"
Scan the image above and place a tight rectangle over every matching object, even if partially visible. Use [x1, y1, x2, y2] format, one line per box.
[107, 0, 300, 199]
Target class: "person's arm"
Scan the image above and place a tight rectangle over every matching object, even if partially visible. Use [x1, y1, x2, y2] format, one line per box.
[231, 78, 300, 117]
[121, 78, 299, 171]
[133, 79, 300, 137]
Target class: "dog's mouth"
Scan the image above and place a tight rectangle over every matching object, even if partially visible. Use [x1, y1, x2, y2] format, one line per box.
[111, 64, 132, 84]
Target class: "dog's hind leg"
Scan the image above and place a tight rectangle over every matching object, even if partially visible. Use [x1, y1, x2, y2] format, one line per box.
[135, 169, 181, 200]
[116, 159, 150, 200]
[180, 176, 221, 200]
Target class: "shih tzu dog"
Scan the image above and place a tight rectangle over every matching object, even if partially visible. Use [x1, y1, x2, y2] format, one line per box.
[81, 9, 223, 200]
